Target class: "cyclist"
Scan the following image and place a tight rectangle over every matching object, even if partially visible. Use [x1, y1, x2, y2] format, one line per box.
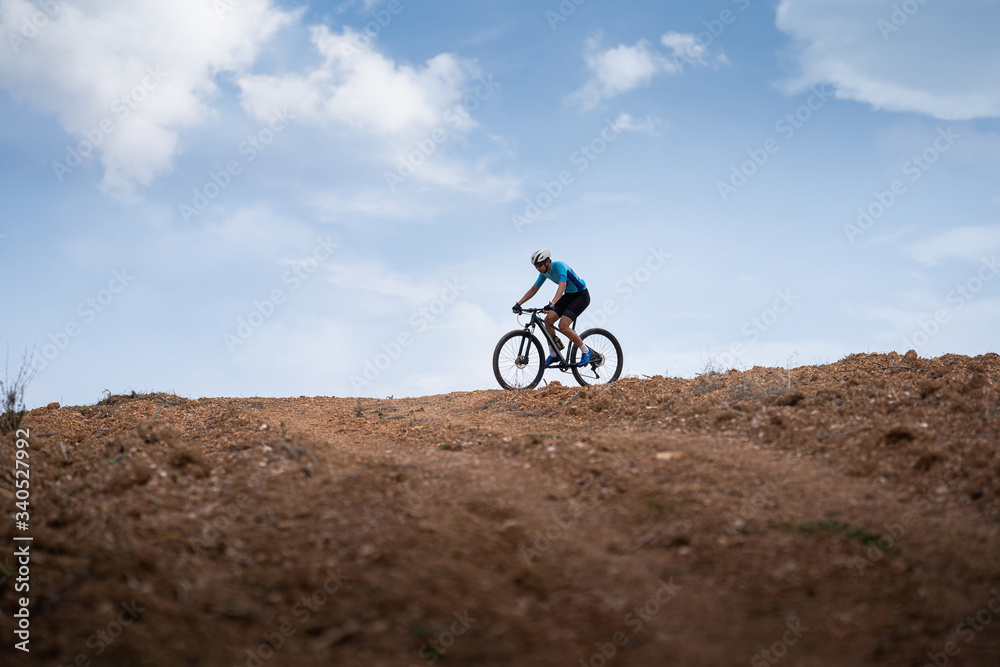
[513, 248, 591, 367]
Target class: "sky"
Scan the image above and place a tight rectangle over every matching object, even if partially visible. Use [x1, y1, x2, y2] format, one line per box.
[1, 0, 998, 408]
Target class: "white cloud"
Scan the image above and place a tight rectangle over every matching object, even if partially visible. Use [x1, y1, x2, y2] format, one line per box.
[660, 31, 729, 68]
[239, 25, 478, 136]
[0, 0, 299, 202]
[238, 24, 521, 198]
[568, 36, 668, 111]
[401, 155, 521, 198]
[612, 112, 664, 135]
[568, 31, 725, 110]
[590, 41, 665, 92]
[902, 224, 1000, 266]
[776, 0, 1000, 120]
[661, 31, 730, 68]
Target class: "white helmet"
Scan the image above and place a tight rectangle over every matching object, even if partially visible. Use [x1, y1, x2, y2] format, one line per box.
[530, 248, 551, 265]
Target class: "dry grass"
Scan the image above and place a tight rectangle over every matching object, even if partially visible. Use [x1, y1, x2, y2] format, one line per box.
[0, 347, 35, 434]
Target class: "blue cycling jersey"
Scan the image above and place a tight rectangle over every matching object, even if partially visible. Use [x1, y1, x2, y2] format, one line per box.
[535, 261, 587, 293]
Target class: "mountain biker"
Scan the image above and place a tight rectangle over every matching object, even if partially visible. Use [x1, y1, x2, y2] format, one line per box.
[513, 248, 591, 367]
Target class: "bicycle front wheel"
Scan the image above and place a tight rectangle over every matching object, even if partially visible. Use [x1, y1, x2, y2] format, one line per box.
[570, 328, 623, 386]
[493, 330, 545, 390]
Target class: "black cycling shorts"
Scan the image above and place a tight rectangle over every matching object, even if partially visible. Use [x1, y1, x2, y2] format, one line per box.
[553, 288, 590, 322]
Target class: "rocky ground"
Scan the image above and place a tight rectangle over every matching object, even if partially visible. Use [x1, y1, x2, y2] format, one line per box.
[1, 350, 999, 666]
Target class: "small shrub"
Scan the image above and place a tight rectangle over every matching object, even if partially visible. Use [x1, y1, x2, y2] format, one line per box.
[692, 356, 725, 396]
[0, 348, 35, 435]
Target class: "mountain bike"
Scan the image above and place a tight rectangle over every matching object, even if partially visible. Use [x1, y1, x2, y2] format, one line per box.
[492, 307, 623, 390]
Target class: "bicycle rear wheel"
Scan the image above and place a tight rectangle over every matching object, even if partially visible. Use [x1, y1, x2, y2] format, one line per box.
[570, 328, 623, 386]
[493, 330, 545, 390]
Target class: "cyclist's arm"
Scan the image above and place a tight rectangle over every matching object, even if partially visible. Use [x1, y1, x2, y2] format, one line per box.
[516, 284, 540, 306]
[550, 281, 568, 306]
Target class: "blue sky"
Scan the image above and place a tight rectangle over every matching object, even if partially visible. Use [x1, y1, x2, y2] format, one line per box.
[1, 0, 998, 407]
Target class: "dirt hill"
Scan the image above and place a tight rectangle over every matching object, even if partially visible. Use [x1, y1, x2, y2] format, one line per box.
[2, 351, 999, 666]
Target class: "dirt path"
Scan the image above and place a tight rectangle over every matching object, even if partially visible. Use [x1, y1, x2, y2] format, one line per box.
[1, 352, 998, 666]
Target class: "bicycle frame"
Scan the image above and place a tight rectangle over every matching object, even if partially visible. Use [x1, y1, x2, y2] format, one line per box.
[516, 308, 577, 371]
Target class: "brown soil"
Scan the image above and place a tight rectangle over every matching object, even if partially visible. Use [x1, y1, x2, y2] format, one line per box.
[1, 351, 999, 666]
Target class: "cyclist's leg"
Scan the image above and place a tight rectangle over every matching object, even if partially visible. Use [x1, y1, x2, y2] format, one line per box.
[549, 294, 571, 346]
[543, 309, 559, 341]
[557, 290, 590, 349]
[558, 316, 585, 348]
